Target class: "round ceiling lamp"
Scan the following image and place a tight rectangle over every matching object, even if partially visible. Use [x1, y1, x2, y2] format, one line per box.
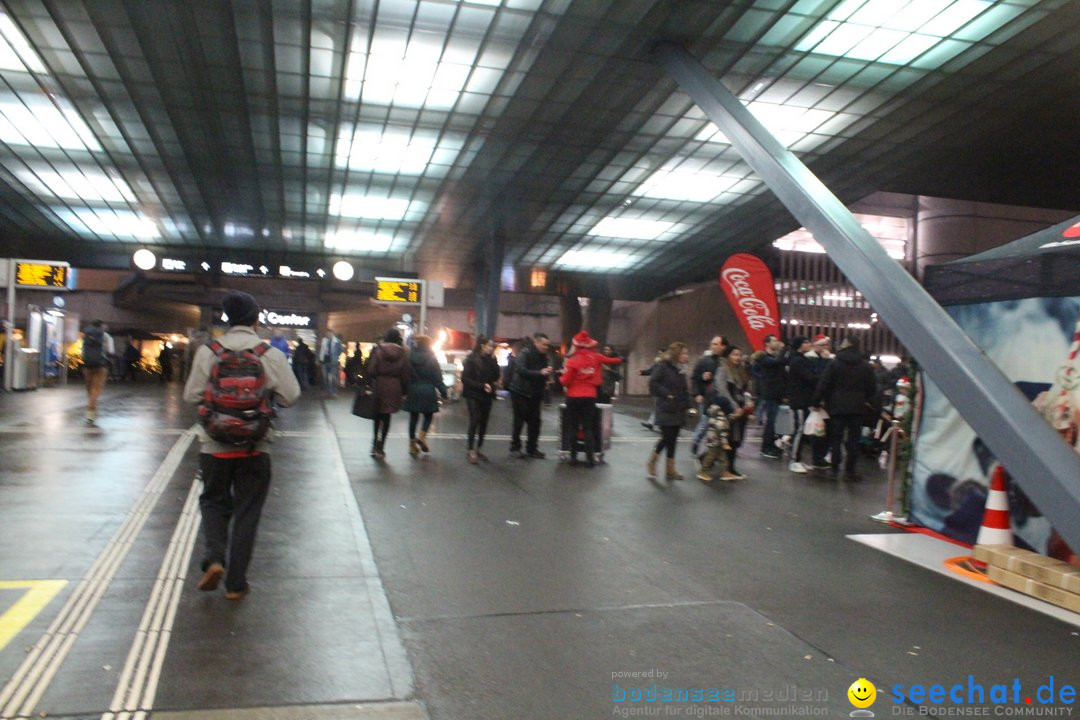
[133, 248, 156, 270]
[332, 260, 355, 281]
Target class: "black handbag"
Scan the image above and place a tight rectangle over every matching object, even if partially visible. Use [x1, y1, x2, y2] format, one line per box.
[351, 387, 377, 419]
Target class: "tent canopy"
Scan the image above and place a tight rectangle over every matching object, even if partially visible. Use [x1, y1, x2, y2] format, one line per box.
[924, 215, 1080, 305]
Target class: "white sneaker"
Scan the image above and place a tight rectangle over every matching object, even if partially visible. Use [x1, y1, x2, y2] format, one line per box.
[788, 461, 809, 474]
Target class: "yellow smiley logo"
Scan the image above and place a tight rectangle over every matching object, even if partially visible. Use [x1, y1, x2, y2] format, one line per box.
[848, 678, 877, 708]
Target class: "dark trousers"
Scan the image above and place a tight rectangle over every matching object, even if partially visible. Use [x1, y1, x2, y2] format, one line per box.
[760, 398, 780, 452]
[467, 397, 493, 450]
[409, 412, 434, 438]
[373, 413, 391, 449]
[564, 397, 597, 460]
[199, 453, 272, 594]
[829, 414, 863, 473]
[654, 424, 680, 458]
[510, 393, 542, 453]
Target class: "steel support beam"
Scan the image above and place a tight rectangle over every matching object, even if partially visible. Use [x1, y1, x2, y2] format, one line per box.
[655, 42, 1080, 552]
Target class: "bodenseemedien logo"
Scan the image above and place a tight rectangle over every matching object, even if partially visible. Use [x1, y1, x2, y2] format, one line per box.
[849, 678, 877, 717]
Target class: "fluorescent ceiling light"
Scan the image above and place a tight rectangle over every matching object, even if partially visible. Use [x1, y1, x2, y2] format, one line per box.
[60, 208, 159, 239]
[0, 13, 46, 73]
[795, 0, 992, 65]
[16, 167, 136, 203]
[324, 228, 395, 252]
[696, 101, 836, 148]
[329, 193, 412, 220]
[345, 33, 481, 110]
[0, 96, 100, 151]
[336, 125, 461, 175]
[589, 217, 675, 240]
[332, 260, 355, 281]
[555, 249, 638, 270]
[634, 168, 740, 203]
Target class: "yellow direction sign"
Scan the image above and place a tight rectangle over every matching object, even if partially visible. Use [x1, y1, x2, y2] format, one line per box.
[0, 580, 67, 651]
[375, 278, 421, 304]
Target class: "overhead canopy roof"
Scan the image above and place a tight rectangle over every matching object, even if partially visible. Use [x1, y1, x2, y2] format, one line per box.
[924, 214, 1080, 304]
[1, 0, 1079, 300]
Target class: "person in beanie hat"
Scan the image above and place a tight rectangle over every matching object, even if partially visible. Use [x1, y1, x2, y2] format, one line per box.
[559, 330, 622, 467]
[183, 290, 300, 600]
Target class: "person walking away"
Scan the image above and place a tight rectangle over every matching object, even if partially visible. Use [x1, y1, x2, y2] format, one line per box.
[292, 338, 312, 389]
[158, 344, 173, 382]
[646, 342, 691, 481]
[319, 329, 344, 396]
[183, 290, 300, 600]
[364, 328, 411, 459]
[462, 336, 501, 463]
[713, 346, 753, 479]
[785, 336, 817, 474]
[404, 335, 448, 457]
[811, 335, 877, 481]
[344, 344, 364, 387]
[752, 334, 788, 459]
[560, 331, 622, 467]
[508, 332, 552, 459]
[81, 320, 114, 423]
[690, 335, 729, 454]
[122, 340, 140, 382]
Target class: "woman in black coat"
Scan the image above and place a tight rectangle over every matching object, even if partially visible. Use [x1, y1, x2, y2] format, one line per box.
[403, 335, 448, 457]
[461, 336, 501, 463]
[647, 341, 691, 481]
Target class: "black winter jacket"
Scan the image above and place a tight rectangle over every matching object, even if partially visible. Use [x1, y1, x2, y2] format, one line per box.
[509, 341, 549, 398]
[649, 360, 691, 426]
[811, 348, 877, 417]
[462, 352, 501, 400]
[752, 351, 787, 401]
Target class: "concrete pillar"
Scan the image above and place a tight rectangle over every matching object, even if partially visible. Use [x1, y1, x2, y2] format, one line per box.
[474, 219, 505, 339]
[558, 292, 583, 352]
[585, 296, 613, 345]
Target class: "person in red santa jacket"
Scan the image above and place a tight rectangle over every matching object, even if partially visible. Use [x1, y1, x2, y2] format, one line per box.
[560, 331, 623, 467]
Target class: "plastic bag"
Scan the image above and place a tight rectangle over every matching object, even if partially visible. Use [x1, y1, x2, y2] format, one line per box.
[775, 404, 795, 436]
[804, 407, 828, 437]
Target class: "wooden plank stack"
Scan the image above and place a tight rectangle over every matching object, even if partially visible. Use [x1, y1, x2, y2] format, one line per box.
[974, 544, 1080, 613]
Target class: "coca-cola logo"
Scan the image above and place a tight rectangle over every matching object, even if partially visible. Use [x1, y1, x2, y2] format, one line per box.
[722, 268, 777, 329]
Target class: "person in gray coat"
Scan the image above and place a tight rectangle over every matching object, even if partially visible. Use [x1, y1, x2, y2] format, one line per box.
[646, 341, 691, 481]
[403, 334, 448, 457]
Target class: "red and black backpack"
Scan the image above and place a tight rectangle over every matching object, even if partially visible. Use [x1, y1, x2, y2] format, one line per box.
[199, 341, 274, 446]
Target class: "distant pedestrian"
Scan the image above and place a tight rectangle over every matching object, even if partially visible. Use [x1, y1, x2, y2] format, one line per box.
[713, 346, 753, 479]
[646, 341, 691, 481]
[81, 320, 114, 423]
[292, 338, 313, 389]
[559, 331, 622, 467]
[811, 335, 877, 480]
[183, 290, 300, 601]
[319, 329, 344, 396]
[404, 335, 448, 457]
[364, 328, 411, 459]
[462, 335, 500, 463]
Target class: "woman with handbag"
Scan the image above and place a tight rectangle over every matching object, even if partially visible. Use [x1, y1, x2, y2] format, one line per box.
[713, 345, 753, 480]
[403, 335, 448, 457]
[646, 342, 691, 481]
[363, 328, 411, 459]
[461, 335, 501, 463]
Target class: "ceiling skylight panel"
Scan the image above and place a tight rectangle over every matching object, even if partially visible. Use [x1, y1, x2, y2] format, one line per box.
[886, 0, 951, 32]
[556, 248, 639, 270]
[920, 0, 991, 37]
[0, 96, 100, 151]
[58, 208, 159, 240]
[847, 27, 911, 61]
[17, 167, 136, 203]
[0, 13, 46, 73]
[325, 227, 396, 253]
[634, 168, 740, 203]
[589, 217, 675, 241]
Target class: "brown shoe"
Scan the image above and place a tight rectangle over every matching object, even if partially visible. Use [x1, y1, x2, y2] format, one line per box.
[197, 563, 224, 592]
[468, 450, 479, 464]
[224, 588, 249, 601]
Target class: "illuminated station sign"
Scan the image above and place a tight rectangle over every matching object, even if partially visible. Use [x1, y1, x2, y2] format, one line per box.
[14, 260, 71, 289]
[156, 256, 327, 279]
[375, 278, 421, 304]
[213, 307, 315, 328]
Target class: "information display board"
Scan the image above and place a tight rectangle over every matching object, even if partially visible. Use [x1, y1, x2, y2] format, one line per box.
[375, 278, 421, 304]
[14, 260, 70, 290]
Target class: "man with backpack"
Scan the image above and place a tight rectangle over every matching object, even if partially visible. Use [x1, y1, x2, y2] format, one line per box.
[81, 319, 115, 423]
[183, 290, 300, 600]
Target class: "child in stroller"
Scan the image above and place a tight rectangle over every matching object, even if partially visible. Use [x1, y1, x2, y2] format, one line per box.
[697, 396, 742, 482]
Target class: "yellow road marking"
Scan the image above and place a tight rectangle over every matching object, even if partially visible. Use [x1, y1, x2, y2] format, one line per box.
[0, 580, 68, 652]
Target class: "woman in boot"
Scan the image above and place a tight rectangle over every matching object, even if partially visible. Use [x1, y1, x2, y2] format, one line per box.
[647, 342, 691, 481]
[365, 328, 411, 458]
[404, 335, 448, 457]
[461, 336, 501, 463]
[713, 345, 752, 479]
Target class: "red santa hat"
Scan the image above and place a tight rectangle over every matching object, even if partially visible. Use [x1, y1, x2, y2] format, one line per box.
[571, 330, 598, 348]
[896, 376, 911, 389]
[812, 334, 830, 345]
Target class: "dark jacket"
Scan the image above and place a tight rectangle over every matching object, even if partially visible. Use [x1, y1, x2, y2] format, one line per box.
[649, 359, 691, 427]
[509, 340, 549, 398]
[691, 353, 722, 399]
[403, 347, 447, 413]
[787, 351, 822, 410]
[462, 352, 501, 400]
[811, 347, 877, 417]
[751, 351, 787, 401]
[365, 342, 411, 414]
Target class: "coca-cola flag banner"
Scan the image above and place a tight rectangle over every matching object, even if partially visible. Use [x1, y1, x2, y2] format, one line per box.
[719, 253, 781, 351]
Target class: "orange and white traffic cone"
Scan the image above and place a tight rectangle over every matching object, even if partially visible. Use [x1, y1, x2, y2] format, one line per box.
[975, 465, 1013, 548]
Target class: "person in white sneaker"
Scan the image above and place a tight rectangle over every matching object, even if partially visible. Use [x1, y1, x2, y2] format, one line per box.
[786, 336, 815, 473]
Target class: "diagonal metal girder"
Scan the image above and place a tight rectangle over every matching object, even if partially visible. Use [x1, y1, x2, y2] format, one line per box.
[654, 43, 1080, 553]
